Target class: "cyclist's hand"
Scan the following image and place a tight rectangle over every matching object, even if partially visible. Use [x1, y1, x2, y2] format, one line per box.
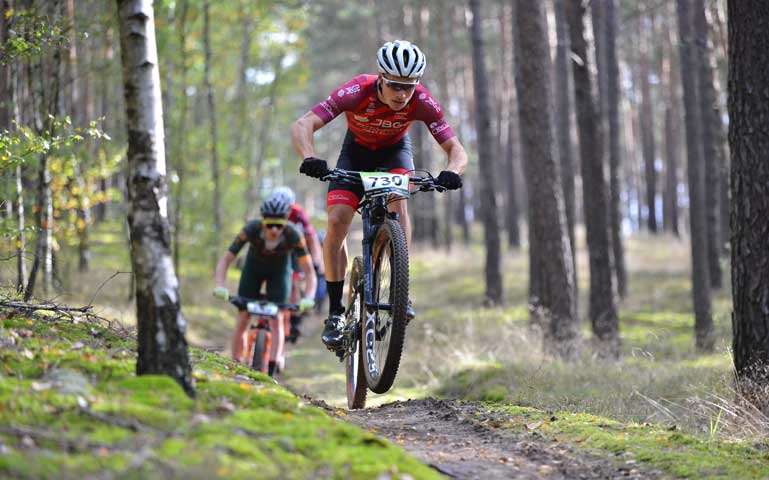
[212, 286, 229, 301]
[300, 157, 329, 179]
[299, 297, 315, 312]
[436, 170, 463, 190]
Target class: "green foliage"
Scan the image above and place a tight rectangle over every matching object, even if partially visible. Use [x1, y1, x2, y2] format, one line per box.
[0, 7, 68, 63]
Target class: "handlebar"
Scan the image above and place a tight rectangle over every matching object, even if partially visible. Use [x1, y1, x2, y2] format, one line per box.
[229, 295, 299, 312]
[319, 168, 447, 194]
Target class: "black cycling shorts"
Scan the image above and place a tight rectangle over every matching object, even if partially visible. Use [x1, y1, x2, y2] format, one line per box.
[327, 130, 414, 208]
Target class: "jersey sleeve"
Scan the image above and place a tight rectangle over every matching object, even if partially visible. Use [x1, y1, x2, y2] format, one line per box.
[310, 75, 369, 124]
[292, 205, 316, 237]
[415, 89, 456, 145]
[227, 221, 260, 255]
[285, 225, 309, 258]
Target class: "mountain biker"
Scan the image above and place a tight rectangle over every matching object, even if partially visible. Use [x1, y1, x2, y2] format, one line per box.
[290, 39, 467, 350]
[268, 186, 325, 343]
[213, 195, 317, 376]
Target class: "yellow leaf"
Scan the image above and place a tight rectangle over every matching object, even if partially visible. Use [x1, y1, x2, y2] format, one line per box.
[238, 382, 251, 390]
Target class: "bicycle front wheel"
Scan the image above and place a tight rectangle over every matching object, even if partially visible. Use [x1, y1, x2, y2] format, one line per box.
[345, 256, 367, 409]
[364, 218, 409, 394]
[251, 328, 269, 374]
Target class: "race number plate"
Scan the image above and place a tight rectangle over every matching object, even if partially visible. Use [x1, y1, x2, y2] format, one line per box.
[246, 302, 279, 317]
[359, 172, 410, 198]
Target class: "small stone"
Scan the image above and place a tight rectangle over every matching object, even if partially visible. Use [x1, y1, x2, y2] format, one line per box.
[20, 436, 35, 448]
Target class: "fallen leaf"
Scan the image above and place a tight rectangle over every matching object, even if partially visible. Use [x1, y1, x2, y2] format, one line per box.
[526, 421, 543, 430]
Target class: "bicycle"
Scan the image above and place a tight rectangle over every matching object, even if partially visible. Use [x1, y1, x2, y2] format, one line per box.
[318, 168, 445, 409]
[228, 295, 298, 374]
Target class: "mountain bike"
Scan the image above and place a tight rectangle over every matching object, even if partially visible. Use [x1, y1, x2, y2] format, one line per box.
[319, 168, 445, 409]
[228, 295, 298, 374]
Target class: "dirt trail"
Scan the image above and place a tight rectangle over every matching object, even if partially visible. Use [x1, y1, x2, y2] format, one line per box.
[308, 397, 659, 480]
[281, 320, 661, 479]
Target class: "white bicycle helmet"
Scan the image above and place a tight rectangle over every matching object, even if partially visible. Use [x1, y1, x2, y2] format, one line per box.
[261, 195, 291, 218]
[271, 186, 296, 206]
[377, 40, 426, 79]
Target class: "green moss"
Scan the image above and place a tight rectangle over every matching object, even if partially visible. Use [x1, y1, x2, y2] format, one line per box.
[0, 307, 441, 480]
[488, 404, 769, 479]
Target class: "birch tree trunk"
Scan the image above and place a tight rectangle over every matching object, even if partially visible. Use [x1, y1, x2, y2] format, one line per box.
[116, 0, 194, 397]
[469, 0, 503, 305]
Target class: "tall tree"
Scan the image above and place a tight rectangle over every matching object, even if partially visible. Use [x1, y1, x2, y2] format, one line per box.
[501, 1, 520, 249]
[638, 13, 658, 233]
[553, 0, 576, 270]
[662, 7, 681, 237]
[203, 0, 222, 243]
[729, 0, 769, 413]
[514, 0, 578, 358]
[603, 0, 627, 298]
[1, 0, 27, 292]
[566, 0, 620, 357]
[116, 0, 194, 396]
[468, 0, 503, 304]
[694, 0, 724, 289]
[677, 0, 714, 351]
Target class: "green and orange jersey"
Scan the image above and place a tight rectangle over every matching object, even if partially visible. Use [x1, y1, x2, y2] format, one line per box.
[228, 220, 309, 262]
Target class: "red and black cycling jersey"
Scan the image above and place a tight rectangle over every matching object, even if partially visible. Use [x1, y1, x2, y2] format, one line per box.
[287, 204, 315, 238]
[311, 74, 456, 150]
[228, 220, 308, 261]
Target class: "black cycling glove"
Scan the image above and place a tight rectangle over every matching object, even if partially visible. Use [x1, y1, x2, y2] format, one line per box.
[300, 157, 329, 178]
[436, 170, 463, 190]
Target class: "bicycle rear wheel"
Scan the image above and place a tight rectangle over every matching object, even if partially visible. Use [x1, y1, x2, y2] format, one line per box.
[345, 256, 367, 409]
[364, 218, 409, 394]
[251, 327, 270, 374]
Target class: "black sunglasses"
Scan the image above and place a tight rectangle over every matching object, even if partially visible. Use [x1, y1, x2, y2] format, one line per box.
[381, 76, 419, 93]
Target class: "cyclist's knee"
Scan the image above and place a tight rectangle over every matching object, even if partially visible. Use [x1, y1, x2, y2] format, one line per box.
[327, 207, 354, 233]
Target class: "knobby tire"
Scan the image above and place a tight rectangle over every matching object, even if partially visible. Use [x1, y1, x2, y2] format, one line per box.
[345, 256, 368, 409]
[251, 328, 269, 374]
[365, 218, 409, 394]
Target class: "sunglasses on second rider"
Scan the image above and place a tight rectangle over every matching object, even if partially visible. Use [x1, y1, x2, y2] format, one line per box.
[263, 218, 287, 230]
[381, 76, 419, 93]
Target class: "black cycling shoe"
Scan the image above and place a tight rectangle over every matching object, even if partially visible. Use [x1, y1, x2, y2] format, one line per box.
[321, 314, 345, 350]
[406, 300, 415, 323]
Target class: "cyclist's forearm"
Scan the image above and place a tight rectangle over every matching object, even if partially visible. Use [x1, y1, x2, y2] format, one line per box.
[291, 113, 320, 159]
[308, 234, 325, 274]
[441, 137, 469, 175]
[214, 251, 236, 286]
[299, 255, 317, 299]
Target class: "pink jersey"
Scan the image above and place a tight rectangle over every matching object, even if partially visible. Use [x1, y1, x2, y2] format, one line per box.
[311, 74, 456, 150]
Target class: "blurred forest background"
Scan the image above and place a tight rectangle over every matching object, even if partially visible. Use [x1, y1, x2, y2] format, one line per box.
[3, 0, 767, 442]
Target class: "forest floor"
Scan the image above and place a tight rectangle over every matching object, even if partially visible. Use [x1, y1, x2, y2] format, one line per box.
[3, 224, 769, 478]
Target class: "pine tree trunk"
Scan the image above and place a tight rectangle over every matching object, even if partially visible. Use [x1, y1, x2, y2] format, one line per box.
[604, 0, 627, 298]
[728, 0, 769, 413]
[436, 7, 453, 250]
[553, 0, 576, 270]
[514, 0, 579, 358]
[662, 9, 681, 237]
[203, 0, 222, 241]
[639, 15, 658, 233]
[502, 2, 520, 249]
[566, 0, 620, 357]
[469, 0, 503, 305]
[677, 0, 714, 352]
[116, 0, 194, 397]
[694, 0, 723, 289]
